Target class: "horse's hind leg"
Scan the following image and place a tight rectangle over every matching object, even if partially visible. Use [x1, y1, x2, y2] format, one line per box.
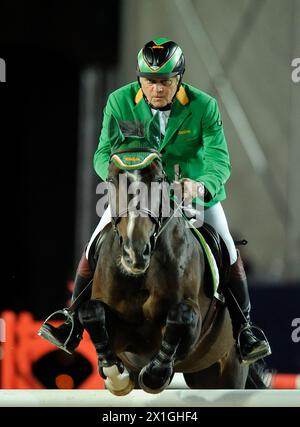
[139, 301, 199, 394]
[184, 363, 224, 389]
[217, 346, 249, 388]
[78, 300, 134, 395]
[184, 347, 248, 389]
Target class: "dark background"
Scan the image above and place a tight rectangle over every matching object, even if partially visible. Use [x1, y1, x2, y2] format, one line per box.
[0, 1, 299, 377]
[1, 1, 120, 316]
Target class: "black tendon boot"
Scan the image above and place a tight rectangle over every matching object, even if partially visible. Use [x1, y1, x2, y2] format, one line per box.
[225, 251, 271, 364]
[38, 251, 93, 354]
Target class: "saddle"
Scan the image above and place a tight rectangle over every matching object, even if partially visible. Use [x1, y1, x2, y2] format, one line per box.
[190, 222, 231, 298]
[199, 223, 231, 288]
[188, 222, 232, 341]
[87, 224, 112, 272]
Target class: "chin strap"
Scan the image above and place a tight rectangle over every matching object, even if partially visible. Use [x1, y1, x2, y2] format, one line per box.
[153, 103, 173, 111]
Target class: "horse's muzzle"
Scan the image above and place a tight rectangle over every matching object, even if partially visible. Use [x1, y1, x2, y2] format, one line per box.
[121, 242, 151, 275]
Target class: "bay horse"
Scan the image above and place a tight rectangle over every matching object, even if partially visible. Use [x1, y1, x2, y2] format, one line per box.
[78, 146, 256, 395]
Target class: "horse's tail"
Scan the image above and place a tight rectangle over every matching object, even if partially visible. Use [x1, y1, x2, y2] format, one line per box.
[245, 360, 273, 389]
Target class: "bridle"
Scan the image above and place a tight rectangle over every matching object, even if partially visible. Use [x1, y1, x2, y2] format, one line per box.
[111, 207, 163, 253]
[108, 148, 170, 253]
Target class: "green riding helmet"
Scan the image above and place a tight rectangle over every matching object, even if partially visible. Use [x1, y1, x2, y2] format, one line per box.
[136, 38, 185, 79]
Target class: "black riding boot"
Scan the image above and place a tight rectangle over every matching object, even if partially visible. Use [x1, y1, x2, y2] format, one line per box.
[38, 250, 93, 354]
[225, 251, 271, 364]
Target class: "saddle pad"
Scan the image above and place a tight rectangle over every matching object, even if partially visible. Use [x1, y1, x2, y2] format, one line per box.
[191, 226, 219, 296]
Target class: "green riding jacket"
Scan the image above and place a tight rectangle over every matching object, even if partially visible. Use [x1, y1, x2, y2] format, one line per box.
[94, 81, 231, 207]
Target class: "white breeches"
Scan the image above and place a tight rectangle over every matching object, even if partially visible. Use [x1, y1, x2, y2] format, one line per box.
[86, 202, 237, 265]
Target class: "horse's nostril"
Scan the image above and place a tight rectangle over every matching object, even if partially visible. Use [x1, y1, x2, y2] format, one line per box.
[143, 243, 151, 257]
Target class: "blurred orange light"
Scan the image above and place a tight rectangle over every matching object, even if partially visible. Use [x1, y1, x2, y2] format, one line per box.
[55, 374, 74, 389]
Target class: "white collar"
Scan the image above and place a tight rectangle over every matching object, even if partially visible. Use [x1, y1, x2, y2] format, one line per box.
[151, 108, 171, 117]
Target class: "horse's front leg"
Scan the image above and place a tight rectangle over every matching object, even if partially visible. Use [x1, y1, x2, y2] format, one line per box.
[139, 301, 200, 393]
[78, 300, 134, 396]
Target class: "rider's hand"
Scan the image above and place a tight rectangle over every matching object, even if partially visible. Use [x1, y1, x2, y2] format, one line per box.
[173, 178, 205, 204]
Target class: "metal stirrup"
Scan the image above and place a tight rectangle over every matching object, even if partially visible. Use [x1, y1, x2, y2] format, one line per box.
[38, 308, 75, 354]
[237, 324, 271, 364]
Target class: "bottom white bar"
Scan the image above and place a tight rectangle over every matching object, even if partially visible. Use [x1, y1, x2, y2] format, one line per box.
[0, 389, 299, 407]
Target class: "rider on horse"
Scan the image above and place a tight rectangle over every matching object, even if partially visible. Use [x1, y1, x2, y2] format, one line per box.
[39, 38, 271, 364]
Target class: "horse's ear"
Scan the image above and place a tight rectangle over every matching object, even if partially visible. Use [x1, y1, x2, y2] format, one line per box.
[108, 115, 125, 150]
[145, 112, 161, 149]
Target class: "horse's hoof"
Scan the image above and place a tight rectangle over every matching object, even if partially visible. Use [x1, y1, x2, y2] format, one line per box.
[107, 379, 135, 396]
[138, 365, 170, 394]
[103, 365, 135, 396]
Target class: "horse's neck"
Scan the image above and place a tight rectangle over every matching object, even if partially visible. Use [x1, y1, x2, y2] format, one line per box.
[157, 217, 192, 259]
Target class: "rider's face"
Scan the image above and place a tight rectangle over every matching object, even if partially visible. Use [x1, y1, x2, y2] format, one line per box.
[140, 76, 178, 108]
